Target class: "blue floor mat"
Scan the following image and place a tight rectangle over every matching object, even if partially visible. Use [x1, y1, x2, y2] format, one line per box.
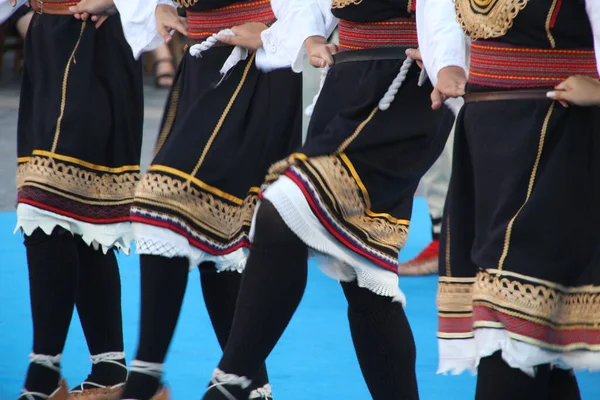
[0, 200, 598, 399]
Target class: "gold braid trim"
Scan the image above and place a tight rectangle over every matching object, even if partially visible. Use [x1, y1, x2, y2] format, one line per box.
[332, 0, 364, 9]
[473, 270, 600, 328]
[135, 173, 258, 240]
[175, 0, 198, 8]
[17, 156, 140, 202]
[455, 0, 529, 40]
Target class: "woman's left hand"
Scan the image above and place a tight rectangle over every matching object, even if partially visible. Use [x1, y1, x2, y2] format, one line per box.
[216, 22, 268, 50]
[547, 75, 600, 107]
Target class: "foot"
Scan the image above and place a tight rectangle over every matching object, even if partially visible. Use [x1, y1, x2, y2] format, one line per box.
[20, 379, 68, 400]
[153, 58, 175, 88]
[398, 239, 439, 276]
[69, 354, 127, 400]
[119, 386, 170, 400]
[201, 369, 253, 400]
[21, 354, 66, 400]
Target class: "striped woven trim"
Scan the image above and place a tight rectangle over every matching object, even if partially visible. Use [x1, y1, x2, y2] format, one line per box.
[35, 0, 79, 3]
[338, 18, 418, 51]
[187, 0, 275, 41]
[469, 41, 598, 89]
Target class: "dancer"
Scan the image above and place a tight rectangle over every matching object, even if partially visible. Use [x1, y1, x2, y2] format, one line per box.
[198, 1, 451, 399]
[419, 0, 600, 398]
[70, 0, 335, 399]
[13, 0, 144, 399]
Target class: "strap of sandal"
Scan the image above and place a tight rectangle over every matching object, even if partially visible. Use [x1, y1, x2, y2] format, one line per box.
[205, 369, 252, 400]
[249, 383, 272, 399]
[130, 360, 163, 379]
[20, 355, 63, 400]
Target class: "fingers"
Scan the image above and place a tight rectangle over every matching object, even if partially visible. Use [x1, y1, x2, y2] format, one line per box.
[405, 48, 422, 61]
[9, 0, 17, 7]
[95, 14, 108, 29]
[171, 17, 188, 37]
[431, 87, 444, 110]
[319, 44, 337, 66]
[310, 55, 327, 68]
[546, 90, 570, 107]
[69, 3, 85, 14]
[157, 23, 172, 43]
[215, 34, 237, 46]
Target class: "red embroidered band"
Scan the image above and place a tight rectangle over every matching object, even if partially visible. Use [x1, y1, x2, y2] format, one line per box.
[338, 18, 418, 51]
[469, 41, 598, 89]
[187, 0, 275, 41]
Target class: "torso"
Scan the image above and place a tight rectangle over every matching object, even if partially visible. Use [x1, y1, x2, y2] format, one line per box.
[175, 0, 252, 11]
[331, 0, 415, 22]
[455, 0, 593, 48]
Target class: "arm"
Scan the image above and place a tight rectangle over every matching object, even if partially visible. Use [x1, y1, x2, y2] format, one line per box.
[416, 0, 468, 87]
[545, 1, 600, 107]
[586, 0, 600, 76]
[112, 0, 177, 59]
[256, 0, 338, 72]
[0, 0, 28, 25]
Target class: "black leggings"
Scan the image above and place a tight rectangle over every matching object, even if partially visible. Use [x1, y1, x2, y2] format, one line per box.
[476, 351, 580, 400]
[210, 201, 418, 399]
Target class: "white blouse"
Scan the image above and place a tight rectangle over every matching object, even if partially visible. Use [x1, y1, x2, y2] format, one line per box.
[256, 0, 338, 72]
[416, 0, 600, 83]
[114, 0, 338, 71]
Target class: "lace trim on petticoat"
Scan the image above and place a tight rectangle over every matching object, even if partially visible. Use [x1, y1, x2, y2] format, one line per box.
[134, 222, 248, 272]
[15, 204, 134, 253]
[259, 176, 406, 305]
[438, 328, 600, 377]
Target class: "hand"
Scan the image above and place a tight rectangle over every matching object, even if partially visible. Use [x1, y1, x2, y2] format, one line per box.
[156, 4, 188, 44]
[215, 22, 267, 50]
[305, 35, 337, 68]
[69, 0, 115, 29]
[405, 48, 423, 69]
[431, 66, 467, 110]
[547, 75, 600, 107]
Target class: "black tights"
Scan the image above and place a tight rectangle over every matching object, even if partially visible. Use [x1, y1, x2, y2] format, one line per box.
[24, 227, 125, 395]
[121, 256, 270, 400]
[204, 201, 418, 399]
[476, 351, 581, 400]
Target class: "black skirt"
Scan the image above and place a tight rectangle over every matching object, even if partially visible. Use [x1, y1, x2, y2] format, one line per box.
[261, 50, 446, 300]
[16, 14, 143, 250]
[437, 84, 600, 373]
[131, 47, 303, 269]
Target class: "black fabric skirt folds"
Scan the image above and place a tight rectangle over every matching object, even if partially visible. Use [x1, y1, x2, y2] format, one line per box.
[438, 83, 600, 368]
[265, 52, 446, 273]
[16, 14, 143, 228]
[131, 47, 303, 257]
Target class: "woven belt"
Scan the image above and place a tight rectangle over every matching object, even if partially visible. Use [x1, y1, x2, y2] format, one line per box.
[31, 0, 79, 15]
[338, 17, 418, 51]
[333, 47, 408, 65]
[468, 41, 598, 89]
[463, 89, 562, 103]
[186, 0, 275, 42]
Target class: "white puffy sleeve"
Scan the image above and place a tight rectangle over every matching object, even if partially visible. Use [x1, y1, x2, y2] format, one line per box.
[0, 0, 28, 25]
[416, 0, 468, 87]
[585, 0, 600, 75]
[113, 0, 176, 60]
[255, 0, 338, 73]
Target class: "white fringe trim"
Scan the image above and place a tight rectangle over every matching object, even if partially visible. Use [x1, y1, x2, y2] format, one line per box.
[438, 328, 600, 377]
[15, 204, 134, 254]
[133, 222, 248, 272]
[257, 176, 406, 306]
